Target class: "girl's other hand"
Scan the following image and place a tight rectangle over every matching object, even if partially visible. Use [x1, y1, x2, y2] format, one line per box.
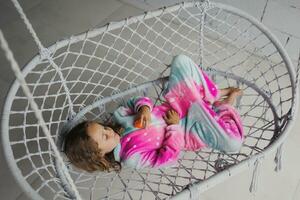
[163, 109, 180, 125]
[134, 105, 151, 128]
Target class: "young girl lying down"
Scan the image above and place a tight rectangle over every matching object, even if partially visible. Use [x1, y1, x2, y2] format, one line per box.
[64, 55, 244, 172]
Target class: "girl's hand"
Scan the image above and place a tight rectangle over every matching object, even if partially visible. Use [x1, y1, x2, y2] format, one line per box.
[134, 106, 151, 128]
[163, 109, 180, 125]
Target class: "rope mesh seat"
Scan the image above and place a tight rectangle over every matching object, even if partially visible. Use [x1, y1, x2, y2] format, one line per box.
[1, 1, 299, 199]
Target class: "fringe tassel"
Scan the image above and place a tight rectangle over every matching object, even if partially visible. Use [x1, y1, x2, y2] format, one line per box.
[187, 184, 200, 200]
[249, 157, 263, 193]
[274, 144, 283, 172]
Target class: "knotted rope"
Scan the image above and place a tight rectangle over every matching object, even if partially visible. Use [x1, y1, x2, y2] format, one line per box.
[11, 0, 76, 119]
[249, 156, 264, 193]
[0, 29, 82, 200]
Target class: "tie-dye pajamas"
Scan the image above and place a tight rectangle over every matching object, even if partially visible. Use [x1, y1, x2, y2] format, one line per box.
[113, 55, 244, 169]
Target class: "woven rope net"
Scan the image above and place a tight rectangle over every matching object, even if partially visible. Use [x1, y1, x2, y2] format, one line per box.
[1, 1, 298, 200]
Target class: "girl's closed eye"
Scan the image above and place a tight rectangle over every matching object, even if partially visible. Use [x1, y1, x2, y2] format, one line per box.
[103, 134, 108, 140]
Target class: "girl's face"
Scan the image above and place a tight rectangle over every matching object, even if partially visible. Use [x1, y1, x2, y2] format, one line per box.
[86, 122, 120, 155]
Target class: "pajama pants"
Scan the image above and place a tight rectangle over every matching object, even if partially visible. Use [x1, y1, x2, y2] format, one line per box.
[164, 55, 244, 153]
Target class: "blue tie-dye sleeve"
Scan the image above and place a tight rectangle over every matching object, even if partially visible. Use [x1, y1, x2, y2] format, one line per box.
[126, 96, 153, 113]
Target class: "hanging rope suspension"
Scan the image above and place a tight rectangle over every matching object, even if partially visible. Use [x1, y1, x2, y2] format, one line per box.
[0, 30, 82, 200]
[1, 1, 298, 199]
[11, 0, 76, 119]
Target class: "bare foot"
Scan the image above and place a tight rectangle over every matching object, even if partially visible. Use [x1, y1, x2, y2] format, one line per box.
[215, 88, 243, 106]
[230, 88, 243, 96]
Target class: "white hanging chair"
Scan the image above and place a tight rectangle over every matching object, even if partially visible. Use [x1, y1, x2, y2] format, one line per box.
[1, 0, 299, 200]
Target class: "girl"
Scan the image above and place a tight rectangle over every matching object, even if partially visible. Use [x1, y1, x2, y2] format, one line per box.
[64, 55, 244, 172]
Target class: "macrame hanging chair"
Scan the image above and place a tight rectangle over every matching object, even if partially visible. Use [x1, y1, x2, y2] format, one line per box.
[1, 0, 299, 199]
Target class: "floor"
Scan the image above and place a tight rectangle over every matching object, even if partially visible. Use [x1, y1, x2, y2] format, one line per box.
[0, 0, 299, 199]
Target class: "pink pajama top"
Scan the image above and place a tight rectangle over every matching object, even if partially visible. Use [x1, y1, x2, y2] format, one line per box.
[113, 55, 244, 169]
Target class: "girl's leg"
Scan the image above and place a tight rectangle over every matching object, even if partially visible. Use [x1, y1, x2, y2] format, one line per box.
[189, 102, 244, 153]
[166, 55, 244, 152]
[166, 54, 204, 90]
[164, 55, 219, 117]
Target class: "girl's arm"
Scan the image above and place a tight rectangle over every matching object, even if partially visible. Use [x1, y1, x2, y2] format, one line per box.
[126, 96, 153, 128]
[134, 105, 151, 128]
[163, 109, 180, 125]
[123, 110, 184, 169]
[121, 124, 185, 169]
[126, 96, 153, 113]
[113, 96, 153, 128]
[148, 109, 183, 167]
[150, 124, 185, 167]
